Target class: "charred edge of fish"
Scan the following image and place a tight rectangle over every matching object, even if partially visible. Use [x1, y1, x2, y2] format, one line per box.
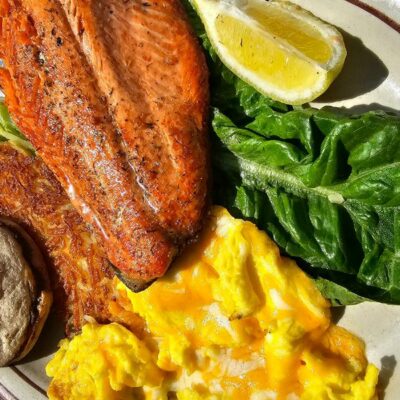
[110, 263, 154, 293]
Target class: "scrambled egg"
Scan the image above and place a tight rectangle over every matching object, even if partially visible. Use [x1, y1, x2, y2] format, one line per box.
[46, 207, 379, 400]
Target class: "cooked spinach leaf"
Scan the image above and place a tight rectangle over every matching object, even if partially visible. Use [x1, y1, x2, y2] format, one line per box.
[213, 110, 400, 304]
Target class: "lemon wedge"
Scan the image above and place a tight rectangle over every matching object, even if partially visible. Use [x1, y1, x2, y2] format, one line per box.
[192, 0, 347, 105]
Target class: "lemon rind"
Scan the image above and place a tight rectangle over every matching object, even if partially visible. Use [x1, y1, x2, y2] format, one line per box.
[192, 0, 347, 105]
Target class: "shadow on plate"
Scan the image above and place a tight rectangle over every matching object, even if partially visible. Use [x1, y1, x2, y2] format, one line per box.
[19, 310, 65, 363]
[314, 29, 388, 103]
[379, 355, 397, 398]
[330, 306, 346, 324]
[322, 103, 400, 115]
[340, 103, 400, 115]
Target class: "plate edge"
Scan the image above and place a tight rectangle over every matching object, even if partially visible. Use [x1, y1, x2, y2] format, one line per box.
[1, 1, 399, 400]
[0, 382, 18, 400]
[345, 0, 400, 32]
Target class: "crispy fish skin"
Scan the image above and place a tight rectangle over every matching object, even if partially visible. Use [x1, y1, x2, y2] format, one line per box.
[0, 0, 209, 286]
[60, 0, 210, 236]
[0, 143, 142, 334]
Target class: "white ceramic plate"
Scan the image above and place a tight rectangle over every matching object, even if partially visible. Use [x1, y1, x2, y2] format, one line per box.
[1, 0, 400, 398]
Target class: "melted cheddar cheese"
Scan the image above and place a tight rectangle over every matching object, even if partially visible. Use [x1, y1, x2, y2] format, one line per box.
[47, 207, 378, 400]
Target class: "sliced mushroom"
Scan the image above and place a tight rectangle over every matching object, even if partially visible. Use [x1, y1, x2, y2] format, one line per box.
[0, 218, 52, 367]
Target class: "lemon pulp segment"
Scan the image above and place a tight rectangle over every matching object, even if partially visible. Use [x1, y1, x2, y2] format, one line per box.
[246, 4, 333, 64]
[215, 14, 322, 91]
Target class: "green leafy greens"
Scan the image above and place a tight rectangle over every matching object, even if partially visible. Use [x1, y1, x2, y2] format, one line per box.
[0, 102, 34, 153]
[185, 1, 400, 305]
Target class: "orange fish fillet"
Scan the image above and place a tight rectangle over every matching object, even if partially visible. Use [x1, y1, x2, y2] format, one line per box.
[0, 143, 143, 335]
[0, 0, 209, 289]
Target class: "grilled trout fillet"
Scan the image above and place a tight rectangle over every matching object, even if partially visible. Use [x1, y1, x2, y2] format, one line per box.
[0, 143, 144, 335]
[0, 0, 209, 289]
